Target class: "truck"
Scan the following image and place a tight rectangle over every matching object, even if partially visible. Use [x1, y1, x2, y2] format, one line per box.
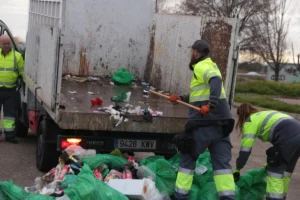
[2, 0, 240, 172]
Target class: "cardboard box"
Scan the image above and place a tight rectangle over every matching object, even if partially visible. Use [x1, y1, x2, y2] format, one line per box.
[108, 179, 147, 200]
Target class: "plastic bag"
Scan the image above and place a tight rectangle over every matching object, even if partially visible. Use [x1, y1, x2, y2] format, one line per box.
[24, 194, 55, 200]
[140, 156, 165, 166]
[0, 181, 54, 200]
[64, 164, 128, 200]
[236, 168, 267, 200]
[60, 174, 78, 189]
[111, 92, 127, 102]
[144, 179, 164, 200]
[141, 158, 177, 196]
[64, 145, 96, 159]
[0, 181, 28, 200]
[112, 68, 134, 84]
[82, 154, 128, 170]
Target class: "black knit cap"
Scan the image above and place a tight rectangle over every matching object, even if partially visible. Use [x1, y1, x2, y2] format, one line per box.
[191, 40, 210, 53]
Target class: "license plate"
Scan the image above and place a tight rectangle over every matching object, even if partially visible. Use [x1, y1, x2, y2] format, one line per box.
[114, 139, 156, 149]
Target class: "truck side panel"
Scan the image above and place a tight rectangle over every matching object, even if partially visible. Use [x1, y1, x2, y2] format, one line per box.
[147, 14, 239, 95]
[61, 0, 156, 78]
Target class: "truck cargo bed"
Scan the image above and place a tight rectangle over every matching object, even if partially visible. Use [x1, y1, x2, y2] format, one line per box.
[57, 80, 188, 133]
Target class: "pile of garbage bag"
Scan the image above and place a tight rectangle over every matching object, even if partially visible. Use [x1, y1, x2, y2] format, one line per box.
[0, 145, 267, 200]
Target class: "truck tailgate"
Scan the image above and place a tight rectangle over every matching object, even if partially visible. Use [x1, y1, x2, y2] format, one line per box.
[57, 80, 188, 132]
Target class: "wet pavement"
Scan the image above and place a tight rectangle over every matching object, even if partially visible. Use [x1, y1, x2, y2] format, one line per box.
[0, 107, 299, 199]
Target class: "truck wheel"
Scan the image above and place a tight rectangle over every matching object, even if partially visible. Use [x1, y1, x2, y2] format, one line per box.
[15, 119, 29, 137]
[36, 119, 59, 172]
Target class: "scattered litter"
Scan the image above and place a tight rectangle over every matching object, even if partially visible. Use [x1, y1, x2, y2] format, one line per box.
[158, 90, 164, 94]
[65, 76, 88, 83]
[71, 98, 74, 100]
[90, 97, 103, 105]
[111, 92, 131, 102]
[124, 118, 129, 122]
[150, 86, 156, 91]
[88, 76, 100, 81]
[110, 81, 115, 85]
[88, 92, 95, 95]
[132, 84, 137, 89]
[195, 165, 208, 175]
[142, 82, 150, 87]
[68, 91, 77, 94]
[124, 92, 131, 103]
[152, 111, 163, 117]
[143, 95, 149, 98]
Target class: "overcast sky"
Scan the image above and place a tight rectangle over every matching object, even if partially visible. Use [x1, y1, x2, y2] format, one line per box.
[0, 0, 299, 60]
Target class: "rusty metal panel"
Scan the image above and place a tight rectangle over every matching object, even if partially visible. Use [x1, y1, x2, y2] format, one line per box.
[61, 0, 156, 78]
[147, 14, 239, 95]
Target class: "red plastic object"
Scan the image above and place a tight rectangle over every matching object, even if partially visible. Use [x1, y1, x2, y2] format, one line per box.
[90, 97, 103, 105]
[28, 110, 39, 134]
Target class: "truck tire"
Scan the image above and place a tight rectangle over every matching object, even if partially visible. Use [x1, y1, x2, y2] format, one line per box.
[36, 119, 59, 172]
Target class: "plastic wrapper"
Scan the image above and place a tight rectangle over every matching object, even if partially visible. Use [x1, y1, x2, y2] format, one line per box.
[144, 179, 164, 200]
[139, 158, 176, 196]
[0, 181, 54, 200]
[63, 145, 96, 159]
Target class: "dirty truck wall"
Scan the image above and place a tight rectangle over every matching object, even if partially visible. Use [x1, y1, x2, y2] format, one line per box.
[147, 15, 236, 94]
[61, 0, 237, 94]
[61, 0, 156, 79]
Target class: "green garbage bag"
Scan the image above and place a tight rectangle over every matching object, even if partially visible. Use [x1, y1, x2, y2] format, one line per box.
[111, 92, 127, 102]
[60, 174, 78, 189]
[236, 167, 267, 200]
[140, 155, 165, 166]
[64, 164, 128, 200]
[0, 181, 54, 200]
[82, 154, 128, 170]
[24, 194, 55, 200]
[0, 181, 28, 200]
[141, 158, 177, 196]
[190, 183, 240, 200]
[112, 68, 134, 84]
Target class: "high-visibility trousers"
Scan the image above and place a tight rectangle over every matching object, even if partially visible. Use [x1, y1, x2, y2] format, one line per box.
[174, 125, 235, 200]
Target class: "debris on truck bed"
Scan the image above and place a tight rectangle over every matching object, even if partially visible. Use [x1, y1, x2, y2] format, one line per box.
[0, 145, 267, 200]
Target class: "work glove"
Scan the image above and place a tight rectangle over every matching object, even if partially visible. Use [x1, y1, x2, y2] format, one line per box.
[233, 169, 240, 183]
[200, 103, 215, 116]
[169, 94, 181, 103]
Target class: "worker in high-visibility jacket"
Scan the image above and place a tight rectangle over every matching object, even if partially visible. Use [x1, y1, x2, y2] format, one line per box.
[0, 35, 24, 143]
[170, 40, 236, 200]
[234, 103, 300, 200]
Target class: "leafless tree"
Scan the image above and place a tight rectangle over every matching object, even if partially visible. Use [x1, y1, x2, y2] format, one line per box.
[289, 44, 300, 76]
[180, 0, 272, 51]
[248, 0, 290, 81]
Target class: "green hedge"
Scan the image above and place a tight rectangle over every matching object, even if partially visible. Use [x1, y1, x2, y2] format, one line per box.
[234, 93, 300, 114]
[235, 80, 300, 98]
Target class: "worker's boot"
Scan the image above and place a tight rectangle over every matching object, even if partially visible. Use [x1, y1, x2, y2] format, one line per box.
[6, 138, 18, 144]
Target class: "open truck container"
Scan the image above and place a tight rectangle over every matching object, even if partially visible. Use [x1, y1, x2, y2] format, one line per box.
[20, 0, 240, 171]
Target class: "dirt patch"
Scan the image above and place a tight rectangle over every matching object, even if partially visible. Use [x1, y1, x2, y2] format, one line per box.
[201, 20, 232, 81]
[144, 24, 156, 82]
[79, 48, 89, 75]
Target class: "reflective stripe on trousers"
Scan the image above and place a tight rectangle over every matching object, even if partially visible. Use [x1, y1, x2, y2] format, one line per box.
[213, 169, 235, 197]
[3, 116, 15, 132]
[175, 167, 194, 195]
[266, 171, 284, 200]
[283, 171, 292, 197]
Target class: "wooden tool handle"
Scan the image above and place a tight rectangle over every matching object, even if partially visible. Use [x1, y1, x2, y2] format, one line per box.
[148, 90, 201, 112]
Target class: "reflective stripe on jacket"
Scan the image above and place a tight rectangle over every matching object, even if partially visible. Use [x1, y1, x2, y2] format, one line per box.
[189, 57, 226, 103]
[0, 48, 24, 88]
[240, 111, 292, 153]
